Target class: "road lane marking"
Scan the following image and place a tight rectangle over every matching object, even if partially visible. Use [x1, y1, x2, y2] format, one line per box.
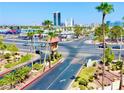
[46, 58, 78, 89]
[59, 79, 66, 82]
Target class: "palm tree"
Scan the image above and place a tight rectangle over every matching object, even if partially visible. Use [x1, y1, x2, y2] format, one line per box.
[119, 17, 124, 90]
[74, 25, 83, 38]
[43, 20, 53, 30]
[36, 30, 44, 64]
[27, 32, 35, 53]
[4, 72, 16, 89]
[43, 31, 58, 70]
[96, 2, 114, 90]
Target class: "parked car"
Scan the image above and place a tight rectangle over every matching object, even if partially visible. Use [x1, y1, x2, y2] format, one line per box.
[112, 45, 120, 49]
[98, 43, 107, 48]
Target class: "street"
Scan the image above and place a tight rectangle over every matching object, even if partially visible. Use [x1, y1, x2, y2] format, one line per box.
[3, 37, 124, 90]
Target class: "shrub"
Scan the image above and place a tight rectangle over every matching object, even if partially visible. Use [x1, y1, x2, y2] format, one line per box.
[88, 86, 94, 90]
[92, 62, 97, 67]
[79, 85, 87, 90]
[89, 76, 94, 82]
[72, 82, 79, 88]
[78, 78, 88, 86]
[4, 54, 32, 68]
[4, 53, 11, 59]
[33, 63, 43, 71]
[111, 64, 116, 71]
[75, 76, 80, 82]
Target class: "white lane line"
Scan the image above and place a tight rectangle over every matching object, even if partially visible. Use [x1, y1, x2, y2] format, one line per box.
[46, 58, 77, 89]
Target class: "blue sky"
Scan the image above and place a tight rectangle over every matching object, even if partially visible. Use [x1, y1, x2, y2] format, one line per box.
[0, 2, 124, 25]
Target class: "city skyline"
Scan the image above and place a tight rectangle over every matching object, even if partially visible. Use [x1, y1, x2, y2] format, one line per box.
[0, 2, 124, 25]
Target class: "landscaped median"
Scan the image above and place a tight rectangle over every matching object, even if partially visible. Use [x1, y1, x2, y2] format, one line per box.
[0, 52, 40, 77]
[0, 52, 64, 90]
[70, 66, 97, 90]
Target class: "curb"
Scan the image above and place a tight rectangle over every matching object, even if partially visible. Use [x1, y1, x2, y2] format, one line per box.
[19, 58, 64, 90]
[0, 70, 11, 77]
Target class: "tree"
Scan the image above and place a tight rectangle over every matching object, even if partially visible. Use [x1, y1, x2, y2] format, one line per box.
[109, 26, 123, 42]
[35, 30, 44, 64]
[119, 17, 124, 90]
[104, 47, 115, 66]
[74, 25, 83, 38]
[4, 72, 16, 89]
[94, 24, 109, 42]
[47, 32, 58, 68]
[43, 20, 53, 30]
[96, 2, 114, 90]
[27, 32, 35, 53]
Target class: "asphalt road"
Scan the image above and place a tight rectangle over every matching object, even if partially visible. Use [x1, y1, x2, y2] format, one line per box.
[3, 37, 124, 90]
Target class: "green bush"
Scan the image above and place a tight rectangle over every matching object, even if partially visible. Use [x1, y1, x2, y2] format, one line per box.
[79, 85, 87, 90]
[4, 53, 11, 59]
[92, 62, 97, 67]
[88, 86, 94, 90]
[72, 82, 79, 88]
[33, 63, 43, 71]
[89, 76, 94, 82]
[78, 78, 88, 86]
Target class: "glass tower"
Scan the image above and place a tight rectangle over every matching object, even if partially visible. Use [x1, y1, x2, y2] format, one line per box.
[53, 11, 61, 26]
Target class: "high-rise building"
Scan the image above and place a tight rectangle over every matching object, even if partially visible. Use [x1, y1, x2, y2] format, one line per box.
[65, 18, 74, 27]
[53, 11, 61, 26]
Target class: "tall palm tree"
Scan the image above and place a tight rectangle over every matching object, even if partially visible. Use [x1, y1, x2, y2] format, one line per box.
[43, 31, 58, 70]
[96, 2, 114, 90]
[36, 30, 44, 64]
[119, 17, 124, 90]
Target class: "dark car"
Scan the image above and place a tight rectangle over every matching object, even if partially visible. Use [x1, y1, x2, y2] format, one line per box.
[35, 50, 42, 54]
[98, 43, 107, 48]
[112, 45, 120, 49]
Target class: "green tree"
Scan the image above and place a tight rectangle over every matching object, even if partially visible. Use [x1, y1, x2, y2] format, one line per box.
[109, 26, 123, 42]
[96, 2, 114, 90]
[43, 20, 53, 30]
[4, 72, 16, 89]
[37, 30, 44, 64]
[94, 24, 109, 42]
[119, 17, 124, 90]
[74, 25, 83, 38]
[104, 47, 115, 66]
[27, 32, 35, 53]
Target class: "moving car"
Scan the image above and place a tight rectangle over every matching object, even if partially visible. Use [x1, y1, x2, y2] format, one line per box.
[23, 42, 29, 46]
[98, 43, 107, 48]
[35, 50, 43, 54]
